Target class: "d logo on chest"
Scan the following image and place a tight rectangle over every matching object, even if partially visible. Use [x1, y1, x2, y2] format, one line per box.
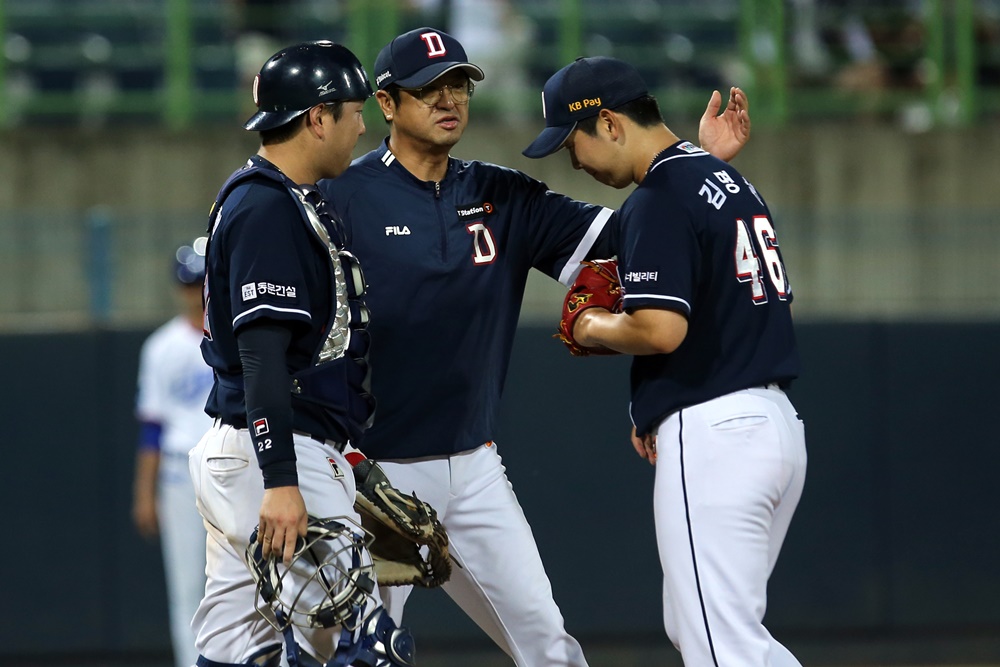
[457, 202, 497, 265]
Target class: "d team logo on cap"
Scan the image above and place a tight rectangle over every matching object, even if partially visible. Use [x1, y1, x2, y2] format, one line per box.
[373, 26, 484, 91]
[421, 31, 448, 58]
[523, 56, 649, 159]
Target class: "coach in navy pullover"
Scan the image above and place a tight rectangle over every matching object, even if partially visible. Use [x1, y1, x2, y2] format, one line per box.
[321, 140, 613, 460]
[318, 29, 749, 463]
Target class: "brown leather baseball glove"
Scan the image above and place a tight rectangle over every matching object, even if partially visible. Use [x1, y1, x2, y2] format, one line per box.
[351, 457, 452, 588]
[556, 259, 623, 356]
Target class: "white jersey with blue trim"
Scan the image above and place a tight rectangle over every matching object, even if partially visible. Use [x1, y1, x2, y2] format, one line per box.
[136, 315, 214, 458]
[618, 140, 800, 435]
[319, 140, 614, 459]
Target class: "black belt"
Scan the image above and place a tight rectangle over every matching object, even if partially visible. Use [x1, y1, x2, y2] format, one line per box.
[293, 429, 346, 451]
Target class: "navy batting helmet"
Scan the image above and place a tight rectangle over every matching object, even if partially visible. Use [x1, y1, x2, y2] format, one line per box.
[244, 41, 374, 132]
[174, 237, 207, 285]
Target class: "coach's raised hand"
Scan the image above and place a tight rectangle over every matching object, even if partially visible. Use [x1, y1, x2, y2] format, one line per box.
[698, 86, 751, 163]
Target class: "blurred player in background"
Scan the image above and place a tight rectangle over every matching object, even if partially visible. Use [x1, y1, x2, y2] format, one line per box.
[131, 239, 212, 667]
[523, 56, 805, 666]
[318, 26, 750, 666]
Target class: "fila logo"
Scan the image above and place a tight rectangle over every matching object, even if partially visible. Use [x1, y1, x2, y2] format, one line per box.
[253, 418, 269, 436]
[420, 32, 447, 58]
[385, 225, 411, 236]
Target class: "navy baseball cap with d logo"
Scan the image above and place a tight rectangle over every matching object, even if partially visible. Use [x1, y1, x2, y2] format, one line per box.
[522, 56, 649, 158]
[373, 27, 484, 90]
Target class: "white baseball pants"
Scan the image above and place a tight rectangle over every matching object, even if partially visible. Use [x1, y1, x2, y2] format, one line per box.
[188, 421, 376, 665]
[653, 385, 806, 667]
[376, 442, 588, 667]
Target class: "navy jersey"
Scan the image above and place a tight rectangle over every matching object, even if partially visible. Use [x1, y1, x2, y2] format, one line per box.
[202, 156, 364, 444]
[318, 139, 614, 459]
[618, 141, 800, 435]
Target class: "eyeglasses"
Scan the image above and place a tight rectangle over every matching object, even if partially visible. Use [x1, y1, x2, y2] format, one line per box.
[400, 81, 475, 106]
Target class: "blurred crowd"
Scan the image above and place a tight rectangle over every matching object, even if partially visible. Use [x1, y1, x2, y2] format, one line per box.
[3, 0, 1000, 126]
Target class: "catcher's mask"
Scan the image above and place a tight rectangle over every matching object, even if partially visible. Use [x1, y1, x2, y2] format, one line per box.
[246, 516, 377, 633]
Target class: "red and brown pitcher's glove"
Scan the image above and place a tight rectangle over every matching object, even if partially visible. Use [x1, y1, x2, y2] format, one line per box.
[556, 259, 623, 356]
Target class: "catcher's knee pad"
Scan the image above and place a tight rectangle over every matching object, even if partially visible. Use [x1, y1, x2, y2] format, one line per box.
[281, 606, 414, 667]
[350, 606, 415, 667]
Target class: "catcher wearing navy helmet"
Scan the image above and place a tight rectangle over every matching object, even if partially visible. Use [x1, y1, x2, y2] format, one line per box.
[190, 41, 422, 667]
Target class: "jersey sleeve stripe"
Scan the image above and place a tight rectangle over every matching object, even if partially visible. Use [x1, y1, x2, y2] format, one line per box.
[232, 303, 312, 327]
[623, 293, 691, 310]
[557, 206, 615, 286]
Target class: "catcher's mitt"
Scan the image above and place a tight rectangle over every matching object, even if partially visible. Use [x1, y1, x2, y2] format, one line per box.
[556, 259, 623, 356]
[351, 457, 452, 588]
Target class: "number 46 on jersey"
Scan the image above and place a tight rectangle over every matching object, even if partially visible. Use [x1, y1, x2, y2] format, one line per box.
[734, 215, 789, 304]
